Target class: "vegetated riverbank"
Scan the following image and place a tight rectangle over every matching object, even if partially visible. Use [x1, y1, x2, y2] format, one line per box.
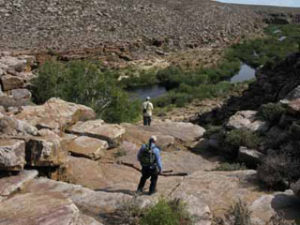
[121, 23, 300, 112]
[30, 23, 299, 124]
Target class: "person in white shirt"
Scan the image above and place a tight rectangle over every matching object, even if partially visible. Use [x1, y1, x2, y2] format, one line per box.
[142, 96, 154, 126]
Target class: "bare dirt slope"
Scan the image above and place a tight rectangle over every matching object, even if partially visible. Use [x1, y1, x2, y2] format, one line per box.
[0, 0, 263, 55]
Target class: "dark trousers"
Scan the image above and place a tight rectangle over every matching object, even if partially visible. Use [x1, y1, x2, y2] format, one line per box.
[143, 116, 152, 126]
[137, 166, 158, 194]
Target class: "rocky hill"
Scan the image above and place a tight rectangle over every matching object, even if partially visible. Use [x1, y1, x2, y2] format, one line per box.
[0, 0, 263, 58]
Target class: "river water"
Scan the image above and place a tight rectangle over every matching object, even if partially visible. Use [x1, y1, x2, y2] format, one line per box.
[230, 64, 256, 83]
[129, 63, 255, 100]
[214, 0, 300, 7]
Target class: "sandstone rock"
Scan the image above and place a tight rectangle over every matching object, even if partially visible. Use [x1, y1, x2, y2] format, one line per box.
[284, 85, 300, 101]
[0, 95, 30, 108]
[60, 156, 105, 189]
[118, 140, 218, 174]
[0, 56, 27, 72]
[227, 110, 268, 132]
[122, 123, 175, 149]
[238, 146, 264, 168]
[63, 136, 108, 160]
[0, 139, 25, 171]
[26, 137, 67, 167]
[23, 177, 132, 214]
[249, 190, 300, 225]
[285, 98, 300, 115]
[170, 170, 264, 217]
[38, 128, 61, 139]
[0, 170, 38, 197]
[0, 192, 81, 225]
[0, 115, 38, 136]
[67, 120, 125, 147]
[291, 179, 300, 198]
[16, 98, 96, 131]
[172, 193, 212, 225]
[1, 75, 24, 91]
[149, 121, 206, 143]
[79, 214, 104, 225]
[11, 88, 31, 101]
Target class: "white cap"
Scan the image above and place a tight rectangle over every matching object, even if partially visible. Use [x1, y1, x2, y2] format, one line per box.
[146, 96, 151, 100]
[150, 135, 157, 142]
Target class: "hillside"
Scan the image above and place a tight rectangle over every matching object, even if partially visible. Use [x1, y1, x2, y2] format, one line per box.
[0, 0, 263, 58]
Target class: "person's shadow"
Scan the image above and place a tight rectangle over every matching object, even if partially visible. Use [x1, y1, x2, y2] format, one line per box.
[94, 188, 136, 196]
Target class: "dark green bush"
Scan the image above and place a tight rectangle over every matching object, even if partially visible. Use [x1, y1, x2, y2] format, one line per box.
[31, 60, 140, 123]
[258, 153, 300, 190]
[224, 129, 261, 157]
[213, 162, 247, 171]
[141, 198, 193, 225]
[257, 103, 286, 123]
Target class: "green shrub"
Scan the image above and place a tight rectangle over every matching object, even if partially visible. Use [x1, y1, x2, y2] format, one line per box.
[257, 103, 286, 123]
[31, 60, 140, 123]
[213, 162, 247, 171]
[224, 129, 261, 157]
[141, 198, 193, 225]
[204, 125, 223, 138]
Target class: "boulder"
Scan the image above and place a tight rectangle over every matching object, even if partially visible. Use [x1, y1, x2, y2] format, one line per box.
[11, 88, 31, 101]
[283, 85, 300, 101]
[227, 110, 268, 132]
[0, 170, 38, 197]
[15, 98, 96, 131]
[172, 193, 212, 225]
[249, 190, 300, 225]
[238, 146, 264, 168]
[67, 120, 125, 147]
[291, 179, 300, 198]
[0, 139, 25, 171]
[25, 137, 67, 167]
[0, 56, 27, 73]
[1, 75, 24, 91]
[0, 95, 30, 108]
[0, 115, 39, 137]
[0, 192, 81, 225]
[62, 136, 108, 160]
[285, 98, 300, 115]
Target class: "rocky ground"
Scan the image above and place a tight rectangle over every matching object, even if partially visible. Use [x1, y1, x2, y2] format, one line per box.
[0, 53, 300, 225]
[0, 0, 266, 68]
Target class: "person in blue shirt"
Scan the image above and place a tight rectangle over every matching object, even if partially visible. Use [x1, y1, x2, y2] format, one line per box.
[136, 135, 162, 195]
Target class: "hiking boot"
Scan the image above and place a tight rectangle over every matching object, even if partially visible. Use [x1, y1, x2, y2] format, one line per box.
[135, 190, 143, 196]
[148, 190, 157, 196]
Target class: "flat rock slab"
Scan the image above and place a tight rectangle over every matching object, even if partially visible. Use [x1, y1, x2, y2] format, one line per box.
[15, 98, 96, 131]
[0, 139, 25, 171]
[118, 140, 218, 174]
[171, 170, 265, 217]
[141, 121, 205, 144]
[67, 120, 125, 147]
[122, 123, 175, 149]
[0, 170, 38, 197]
[23, 178, 131, 214]
[63, 136, 108, 160]
[0, 192, 81, 225]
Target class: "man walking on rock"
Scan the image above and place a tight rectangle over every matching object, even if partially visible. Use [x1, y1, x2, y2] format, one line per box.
[142, 96, 153, 126]
[137, 136, 162, 195]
